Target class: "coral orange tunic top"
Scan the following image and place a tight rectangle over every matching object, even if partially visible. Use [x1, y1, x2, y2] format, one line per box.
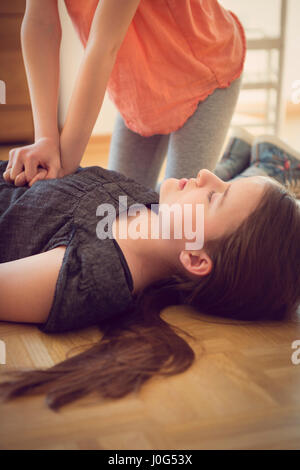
[64, 0, 246, 136]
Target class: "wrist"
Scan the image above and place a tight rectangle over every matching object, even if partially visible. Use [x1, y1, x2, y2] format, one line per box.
[35, 134, 60, 146]
[59, 131, 84, 175]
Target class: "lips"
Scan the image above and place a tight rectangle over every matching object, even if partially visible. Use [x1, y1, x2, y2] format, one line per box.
[178, 178, 188, 190]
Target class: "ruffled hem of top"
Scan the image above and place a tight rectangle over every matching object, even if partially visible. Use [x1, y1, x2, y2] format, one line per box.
[124, 73, 243, 137]
[120, 9, 247, 138]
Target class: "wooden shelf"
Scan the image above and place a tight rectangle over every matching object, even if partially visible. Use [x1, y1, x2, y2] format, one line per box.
[235, 0, 288, 136]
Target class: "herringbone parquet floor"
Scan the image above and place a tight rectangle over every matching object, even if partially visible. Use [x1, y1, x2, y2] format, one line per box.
[0, 136, 300, 450]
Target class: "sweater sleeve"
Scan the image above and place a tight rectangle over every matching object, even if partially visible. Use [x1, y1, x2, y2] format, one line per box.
[37, 227, 134, 334]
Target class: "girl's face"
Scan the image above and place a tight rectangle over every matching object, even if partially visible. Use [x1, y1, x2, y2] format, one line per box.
[159, 169, 271, 245]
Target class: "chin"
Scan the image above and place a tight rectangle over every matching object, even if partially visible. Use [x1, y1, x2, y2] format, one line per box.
[160, 178, 179, 192]
[159, 178, 178, 202]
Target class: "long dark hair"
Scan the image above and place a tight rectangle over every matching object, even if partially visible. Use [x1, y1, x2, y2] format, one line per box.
[1, 181, 300, 411]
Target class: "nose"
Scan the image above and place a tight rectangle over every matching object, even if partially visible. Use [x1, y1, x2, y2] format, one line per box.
[196, 169, 225, 189]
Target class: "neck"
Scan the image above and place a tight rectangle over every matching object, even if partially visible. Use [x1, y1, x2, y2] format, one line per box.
[112, 207, 175, 295]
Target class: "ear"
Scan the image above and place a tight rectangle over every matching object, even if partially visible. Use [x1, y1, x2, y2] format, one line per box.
[179, 249, 212, 277]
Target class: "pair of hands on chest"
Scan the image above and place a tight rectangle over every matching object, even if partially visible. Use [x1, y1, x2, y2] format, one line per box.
[3, 137, 66, 188]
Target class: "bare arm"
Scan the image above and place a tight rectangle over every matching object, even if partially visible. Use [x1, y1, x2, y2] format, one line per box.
[0, 246, 66, 325]
[59, 0, 141, 176]
[21, 0, 62, 144]
[3, 0, 63, 187]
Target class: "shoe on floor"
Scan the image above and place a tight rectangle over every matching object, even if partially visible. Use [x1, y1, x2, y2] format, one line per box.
[213, 127, 255, 181]
[251, 135, 300, 198]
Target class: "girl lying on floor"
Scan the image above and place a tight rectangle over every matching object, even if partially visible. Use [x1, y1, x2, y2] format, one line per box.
[0, 133, 299, 411]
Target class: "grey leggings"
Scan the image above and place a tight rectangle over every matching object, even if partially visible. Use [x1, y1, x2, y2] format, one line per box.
[108, 76, 242, 192]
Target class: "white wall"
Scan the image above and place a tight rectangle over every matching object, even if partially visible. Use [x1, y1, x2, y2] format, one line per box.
[58, 0, 300, 136]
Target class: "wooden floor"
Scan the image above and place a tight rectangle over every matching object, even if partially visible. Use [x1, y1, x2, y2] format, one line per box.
[0, 137, 300, 450]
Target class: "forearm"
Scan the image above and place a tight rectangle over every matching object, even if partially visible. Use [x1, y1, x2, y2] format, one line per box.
[59, 42, 118, 175]
[21, 18, 61, 144]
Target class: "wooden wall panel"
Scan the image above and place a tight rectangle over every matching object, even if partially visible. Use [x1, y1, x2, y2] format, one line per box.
[0, 0, 26, 15]
[0, 108, 34, 142]
[0, 0, 34, 143]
